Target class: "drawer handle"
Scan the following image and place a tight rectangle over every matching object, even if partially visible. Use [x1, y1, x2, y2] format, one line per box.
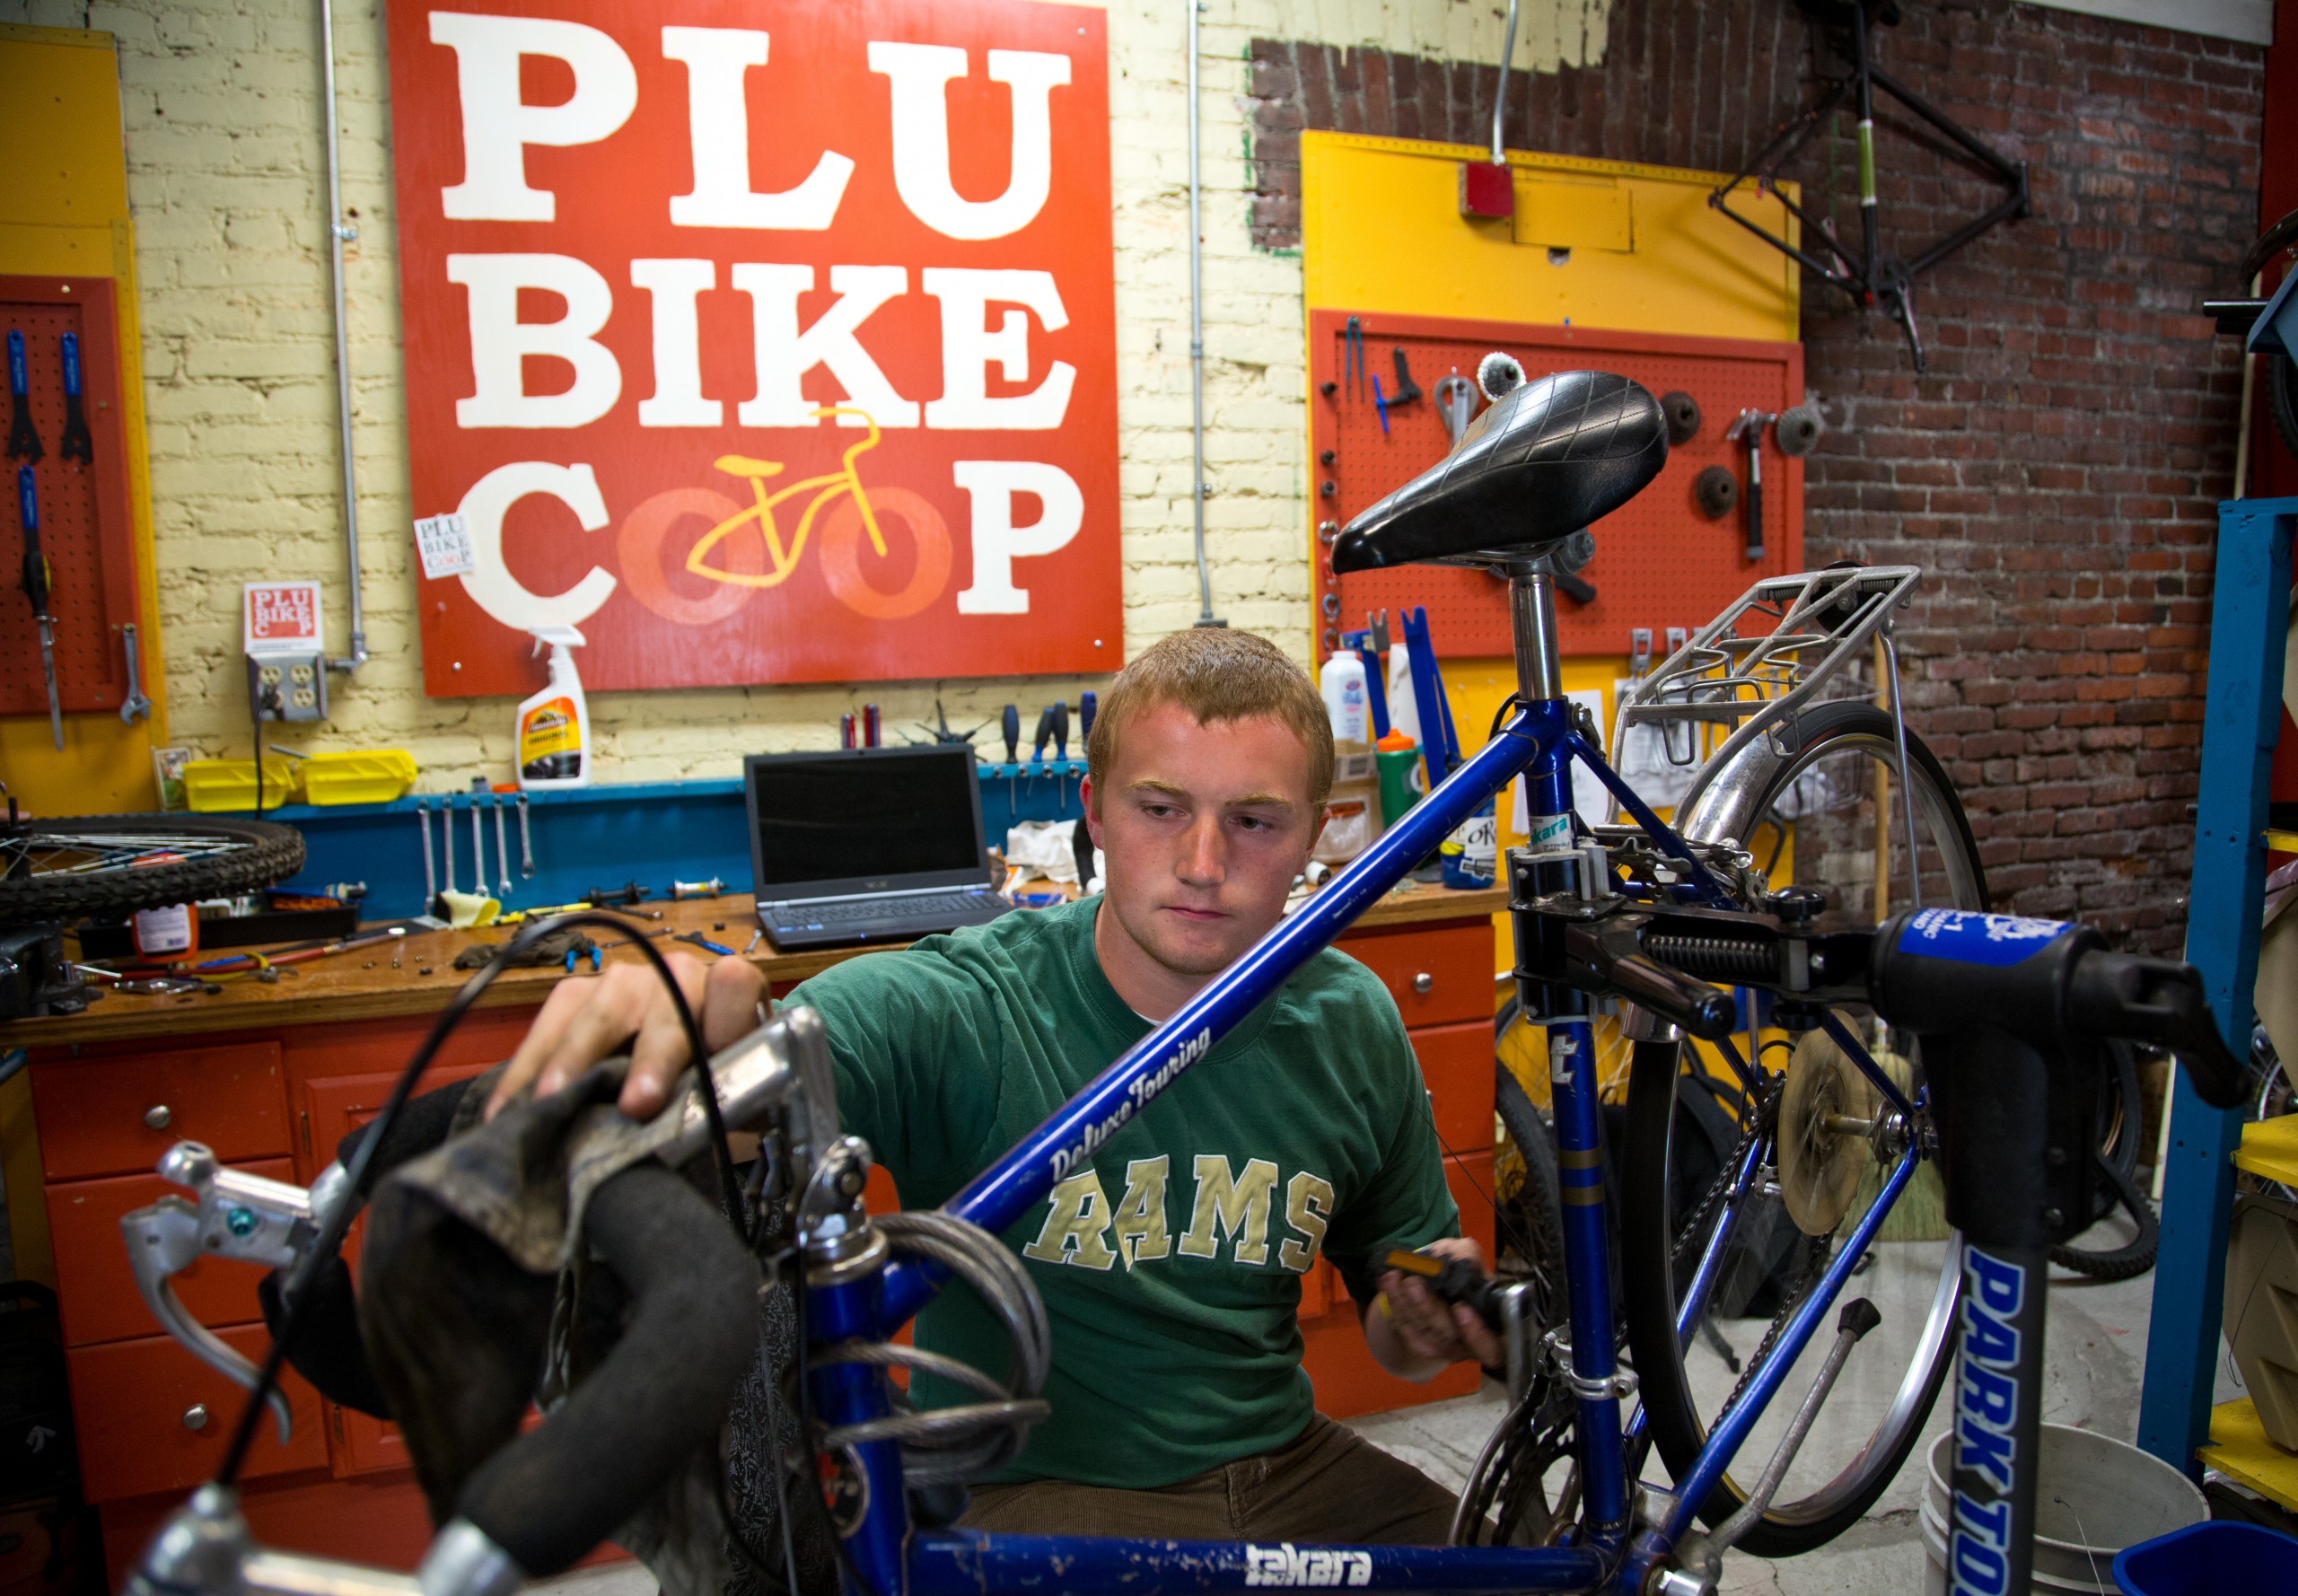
[181, 1403, 209, 1432]
[1411, 973, 1434, 995]
[144, 1104, 172, 1131]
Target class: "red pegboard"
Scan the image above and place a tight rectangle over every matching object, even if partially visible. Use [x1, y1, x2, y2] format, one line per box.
[1309, 311, 1804, 658]
[0, 276, 137, 719]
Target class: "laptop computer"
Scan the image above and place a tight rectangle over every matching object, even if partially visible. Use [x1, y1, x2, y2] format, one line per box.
[745, 745, 1012, 951]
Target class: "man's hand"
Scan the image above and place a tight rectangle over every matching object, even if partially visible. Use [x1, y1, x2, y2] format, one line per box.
[484, 952, 770, 1122]
[1364, 1236, 1505, 1381]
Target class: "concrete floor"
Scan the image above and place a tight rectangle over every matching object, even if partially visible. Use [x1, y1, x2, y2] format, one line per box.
[537, 1220, 2206, 1596]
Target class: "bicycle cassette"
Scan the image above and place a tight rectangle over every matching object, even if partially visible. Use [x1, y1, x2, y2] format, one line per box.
[1777, 1026, 1896, 1236]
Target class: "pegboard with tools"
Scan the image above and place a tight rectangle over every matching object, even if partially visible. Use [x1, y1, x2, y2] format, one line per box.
[0, 276, 138, 721]
[1308, 309, 1807, 658]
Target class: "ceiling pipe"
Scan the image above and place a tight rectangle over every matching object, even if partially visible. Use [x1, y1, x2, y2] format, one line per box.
[1186, 0, 1223, 627]
[319, 0, 367, 673]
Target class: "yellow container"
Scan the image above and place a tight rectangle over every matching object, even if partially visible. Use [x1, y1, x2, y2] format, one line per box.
[302, 749, 418, 806]
[182, 758, 303, 812]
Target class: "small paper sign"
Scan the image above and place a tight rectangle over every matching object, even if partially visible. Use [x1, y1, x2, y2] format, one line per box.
[244, 581, 323, 655]
[414, 513, 474, 580]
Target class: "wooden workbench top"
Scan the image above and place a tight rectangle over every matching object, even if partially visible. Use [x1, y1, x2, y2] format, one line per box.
[8, 881, 1508, 1049]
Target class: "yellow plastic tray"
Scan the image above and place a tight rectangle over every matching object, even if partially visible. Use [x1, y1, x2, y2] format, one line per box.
[182, 758, 303, 812]
[302, 749, 418, 806]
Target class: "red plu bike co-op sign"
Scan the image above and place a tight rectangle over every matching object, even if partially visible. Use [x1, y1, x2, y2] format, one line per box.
[385, 0, 1119, 696]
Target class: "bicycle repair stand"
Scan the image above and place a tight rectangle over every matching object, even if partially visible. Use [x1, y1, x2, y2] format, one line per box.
[2138, 497, 2298, 1483]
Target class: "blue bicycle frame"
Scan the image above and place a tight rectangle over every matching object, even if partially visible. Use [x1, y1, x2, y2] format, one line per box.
[805, 574, 1916, 1596]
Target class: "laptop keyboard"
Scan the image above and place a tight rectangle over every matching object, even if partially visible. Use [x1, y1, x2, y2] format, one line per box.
[775, 890, 995, 927]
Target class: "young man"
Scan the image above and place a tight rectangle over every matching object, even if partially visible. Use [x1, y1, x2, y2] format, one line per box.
[488, 628, 1498, 1543]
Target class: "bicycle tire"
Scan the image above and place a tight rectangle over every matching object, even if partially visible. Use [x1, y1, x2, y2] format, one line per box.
[2267, 354, 2298, 464]
[1494, 1065, 1566, 1332]
[0, 815, 305, 925]
[2048, 1152, 2159, 1282]
[1621, 704, 1984, 1557]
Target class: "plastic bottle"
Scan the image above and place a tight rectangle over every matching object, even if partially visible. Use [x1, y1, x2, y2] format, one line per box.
[1315, 741, 1383, 865]
[517, 626, 591, 790]
[1320, 650, 1369, 745]
[1375, 727, 1424, 827]
[1386, 643, 1421, 745]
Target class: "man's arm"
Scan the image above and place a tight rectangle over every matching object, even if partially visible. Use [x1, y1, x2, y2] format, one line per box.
[1362, 1236, 1504, 1381]
[486, 953, 767, 1121]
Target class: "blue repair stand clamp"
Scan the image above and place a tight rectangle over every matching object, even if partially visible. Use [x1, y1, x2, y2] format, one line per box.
[2136, 496, 2296, 1477]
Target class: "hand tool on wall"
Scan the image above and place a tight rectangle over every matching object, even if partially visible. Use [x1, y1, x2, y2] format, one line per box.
[417, 800, 436, 909]
[16, 467, 62, 750]
[1078, 689, 1096, 743]
[1030, 703, 1056, 802]
[839, 713, 856, 749]
[515, 792, 534, 878]
[1660, 390, 1703, 445]
[470, 794, 486, 896]
[1002, 703, 1020, 808]
[6, 333, 39, 464]
[1399, 607, 1461, 785]
[1725, 409, 1775, 562]
[1434, 374, 1476, 447]
[119, 621, 153, 723]
[1389, 348, 1423, 408]
[493, 795, 513, 897]
[440, 794, 457, 895]
[57, 333, 92, 466]
[1372, 375, 1390, 434]
[864, 702, 881, 748]
[1051, 699, 1071, 806]
[1345, 316, 1364, 398]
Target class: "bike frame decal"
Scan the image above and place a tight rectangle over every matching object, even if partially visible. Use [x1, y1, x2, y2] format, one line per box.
[905, 1532, 1609, 1596]
[1896, 908, 2071, 967]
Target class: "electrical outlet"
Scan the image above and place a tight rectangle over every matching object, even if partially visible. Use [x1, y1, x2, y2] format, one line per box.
[248, 650, 328, 723]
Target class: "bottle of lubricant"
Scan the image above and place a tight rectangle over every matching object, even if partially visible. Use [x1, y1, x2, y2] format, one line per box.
[516, 626, 591, 790]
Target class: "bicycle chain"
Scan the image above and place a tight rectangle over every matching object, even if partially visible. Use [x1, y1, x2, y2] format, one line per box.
[1668, 1080, 1778, 1273]
[1708, 1232, 1831, 1445]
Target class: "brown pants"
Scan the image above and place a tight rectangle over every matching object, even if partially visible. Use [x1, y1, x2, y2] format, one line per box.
[956, 1413, 1459, 1546]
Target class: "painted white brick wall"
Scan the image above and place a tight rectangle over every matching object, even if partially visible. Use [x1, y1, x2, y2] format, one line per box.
[15, 0, 1607, 787]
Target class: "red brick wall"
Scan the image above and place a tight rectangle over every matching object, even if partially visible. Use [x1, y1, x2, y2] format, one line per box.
[1250, 3, 2266, 953]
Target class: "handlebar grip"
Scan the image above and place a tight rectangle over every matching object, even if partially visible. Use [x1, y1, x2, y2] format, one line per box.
[1609, 952, 1739, 1039]
[454, 1162, 757, 1577]
[2067, 951, 2250, 1110]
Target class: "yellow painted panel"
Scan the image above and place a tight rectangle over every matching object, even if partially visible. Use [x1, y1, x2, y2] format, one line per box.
[1302, 131, 1800, 344]
[1513, 173, 1633, 253]
[0, 26, 128, 228]
[2203, 1398, 2298, 1513]
[0, 36, 165, 814]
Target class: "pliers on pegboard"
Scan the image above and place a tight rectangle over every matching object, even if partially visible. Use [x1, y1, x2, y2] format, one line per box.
[1344, 316, 1364, 399]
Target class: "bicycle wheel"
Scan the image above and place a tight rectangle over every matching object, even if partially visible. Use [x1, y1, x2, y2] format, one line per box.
[1621, 702, 1986, 1556]
[0, 815, 305, 925]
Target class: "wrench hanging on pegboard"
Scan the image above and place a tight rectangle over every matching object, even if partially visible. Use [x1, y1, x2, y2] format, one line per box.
[1309, 309, 1805, 659]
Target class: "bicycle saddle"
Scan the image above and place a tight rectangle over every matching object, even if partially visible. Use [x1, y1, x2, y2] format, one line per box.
[1330, 370, 1667, 574]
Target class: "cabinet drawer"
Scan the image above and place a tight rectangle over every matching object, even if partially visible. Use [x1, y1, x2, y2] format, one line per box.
[31, 1042, 287, 1179]
[1338, 922, 1493, 1028]
[1411, 1022, 1496, 1154]
[68, 1326, 327, 1502]
[48, 1159, 294, 1347]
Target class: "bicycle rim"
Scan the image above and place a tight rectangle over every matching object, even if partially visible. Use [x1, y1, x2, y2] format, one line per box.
[1621, 705, 1984, 1555]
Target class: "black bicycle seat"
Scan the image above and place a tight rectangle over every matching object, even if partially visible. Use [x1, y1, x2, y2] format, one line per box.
[1330, 370, 1666, 574]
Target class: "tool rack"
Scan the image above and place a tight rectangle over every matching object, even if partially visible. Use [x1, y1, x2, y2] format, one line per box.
[2137, 495, 2298, 1509]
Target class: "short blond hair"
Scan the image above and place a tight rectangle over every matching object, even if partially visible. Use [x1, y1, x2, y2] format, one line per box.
[1086, 629, 1336, 808]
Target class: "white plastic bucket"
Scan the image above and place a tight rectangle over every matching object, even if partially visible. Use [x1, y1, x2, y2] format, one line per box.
[1919, 1426, 2207, 1594]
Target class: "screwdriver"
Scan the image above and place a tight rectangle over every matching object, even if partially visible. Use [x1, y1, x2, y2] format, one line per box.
[1051, 700, 1071, 807]
[1078, 691, 1098, 810]
[1030, 704, 1057, 804]
[1001, 704, 1020, 809]
[16, 467, 61, 750]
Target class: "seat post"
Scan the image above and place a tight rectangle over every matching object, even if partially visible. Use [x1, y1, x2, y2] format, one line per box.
[1508, 566, 1564, 703]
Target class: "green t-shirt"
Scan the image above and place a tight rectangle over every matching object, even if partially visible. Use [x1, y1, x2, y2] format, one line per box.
[784, 895, 1460, 1488]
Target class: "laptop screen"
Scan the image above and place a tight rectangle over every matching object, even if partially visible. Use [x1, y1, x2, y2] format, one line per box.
[746, 747, 987, 896]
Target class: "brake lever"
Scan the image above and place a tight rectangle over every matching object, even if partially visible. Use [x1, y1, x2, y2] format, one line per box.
[118, 1142, 349, 1445]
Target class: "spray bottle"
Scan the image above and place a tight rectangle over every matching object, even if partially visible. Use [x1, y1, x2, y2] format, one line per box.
[517, 626, 591, 791]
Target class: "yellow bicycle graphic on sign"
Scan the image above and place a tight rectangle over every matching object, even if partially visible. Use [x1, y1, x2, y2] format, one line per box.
[680, 406, 951, 618]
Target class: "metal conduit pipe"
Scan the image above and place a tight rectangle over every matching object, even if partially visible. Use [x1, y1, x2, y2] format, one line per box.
[319, 0, 368, 673]
[1185, 0, 1223, 627]
[1491, 0, 1520, 164]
